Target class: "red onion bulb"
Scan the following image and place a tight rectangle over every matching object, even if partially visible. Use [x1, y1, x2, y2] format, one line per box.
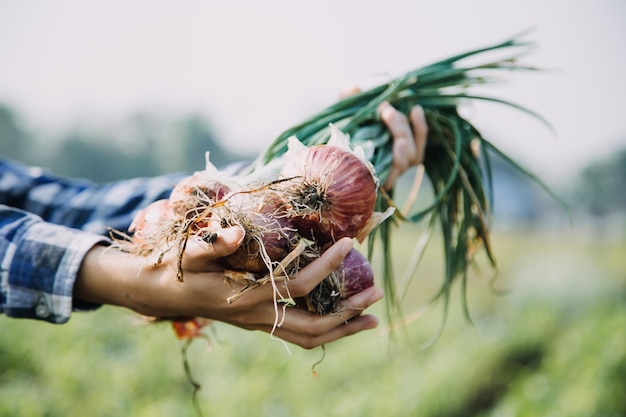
[169, 172, 230, 219]
[129, 199, 174, 244]
[306, 247, 374, 315]
[280, 134, 379, 245]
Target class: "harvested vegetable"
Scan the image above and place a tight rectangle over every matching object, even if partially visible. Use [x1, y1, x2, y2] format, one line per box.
[277, 132, 381, 245]
[121, 32, 560, 341]
[242, 31, 562, 326]
[116, 33, 565, 417]
[126, 128, 383, 321]
[306, 247, 375, 315]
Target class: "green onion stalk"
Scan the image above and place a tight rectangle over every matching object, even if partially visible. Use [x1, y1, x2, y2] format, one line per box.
[242, 32, 562, 328]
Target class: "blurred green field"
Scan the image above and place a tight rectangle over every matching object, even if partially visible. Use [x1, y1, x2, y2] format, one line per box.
[1, 225, 625, 417]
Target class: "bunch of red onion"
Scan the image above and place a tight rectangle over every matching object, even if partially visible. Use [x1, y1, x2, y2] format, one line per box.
[125, 126, 389, 329]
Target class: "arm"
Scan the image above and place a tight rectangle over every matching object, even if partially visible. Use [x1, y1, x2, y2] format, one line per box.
[0, 101, 421, 347]
[74, 231, 382, 349]
[0, 157, 194, 321]
[1, 205, 382, 347]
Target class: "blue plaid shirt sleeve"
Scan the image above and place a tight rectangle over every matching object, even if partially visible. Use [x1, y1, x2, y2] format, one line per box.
[0, 207, 110, 323]
[0, 156, 188, 323]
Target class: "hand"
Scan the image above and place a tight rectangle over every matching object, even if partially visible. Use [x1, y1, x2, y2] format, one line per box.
[340, 88, 428, 190]
[75, 230, 383, 349]
[378, 101, 428, 190]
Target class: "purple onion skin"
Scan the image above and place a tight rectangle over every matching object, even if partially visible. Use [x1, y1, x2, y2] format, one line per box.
[338, 248, 374, 298]
[303, 247, 375, 315]
[289, 145, 377, 246]
[169, 174, 230, 218]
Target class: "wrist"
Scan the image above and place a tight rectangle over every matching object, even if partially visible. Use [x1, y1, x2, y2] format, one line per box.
[74, 244, 146, 313]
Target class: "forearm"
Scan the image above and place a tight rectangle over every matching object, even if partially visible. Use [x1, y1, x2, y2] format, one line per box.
[1, 204, 214, 322]
[74, 244, 169, 317]
[74, 245, 134, 310]
[4, 209, 382, 348]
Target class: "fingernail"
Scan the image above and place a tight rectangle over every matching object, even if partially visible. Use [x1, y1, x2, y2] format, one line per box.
[366, 316, 380, 329]
[338, 237, 353, 257]
[377, 101, 391, 114]
[221, 225, 245, 246]
[368, 287, 384, 304]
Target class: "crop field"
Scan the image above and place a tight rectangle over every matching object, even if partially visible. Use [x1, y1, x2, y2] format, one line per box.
[1, 224, 625, 417]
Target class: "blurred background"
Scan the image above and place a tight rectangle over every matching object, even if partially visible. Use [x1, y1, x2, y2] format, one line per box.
[1, 1, 624, 416]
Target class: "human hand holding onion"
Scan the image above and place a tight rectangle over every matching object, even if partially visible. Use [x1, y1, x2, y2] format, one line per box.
[94, 99, 425, 349]
[73, 36, 555, 415]
[75, 228, 382, 349]
[182, 235, 383, 349]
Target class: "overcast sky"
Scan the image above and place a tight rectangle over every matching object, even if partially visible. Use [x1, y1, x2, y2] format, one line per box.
[0, 0, 624, 185]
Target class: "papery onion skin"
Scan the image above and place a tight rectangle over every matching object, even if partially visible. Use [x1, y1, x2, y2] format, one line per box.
[129, 199, 175, 244]
[170, 316, 212, 340]
[169, 172, 230, 218]
[286, 145, 378, 245]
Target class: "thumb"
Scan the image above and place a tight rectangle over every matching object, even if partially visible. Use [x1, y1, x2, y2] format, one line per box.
[182, 225, 245, 271]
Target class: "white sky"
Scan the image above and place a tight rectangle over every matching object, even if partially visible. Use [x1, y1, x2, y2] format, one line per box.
[0, 0, 624, 185]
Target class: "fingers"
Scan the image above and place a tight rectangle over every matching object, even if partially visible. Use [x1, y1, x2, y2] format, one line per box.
[340, 87, 429, 190]
[379, 102, 415, 189]
[251, 285, 384, 349]
[224, 237, 383, 349]
[409, 105, 428, 165]
[284, 286, 383, 331]
[379, 101, 415, 151]
[271, 314, 380, 349]
[378, 101, 428, 190]
[282, 237, 354, 298]
[339, 86, 362, 99]
[246, 237, 353, 303]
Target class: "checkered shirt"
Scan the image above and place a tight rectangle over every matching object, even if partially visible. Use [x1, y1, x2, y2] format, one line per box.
[0, 156, 187, 323]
